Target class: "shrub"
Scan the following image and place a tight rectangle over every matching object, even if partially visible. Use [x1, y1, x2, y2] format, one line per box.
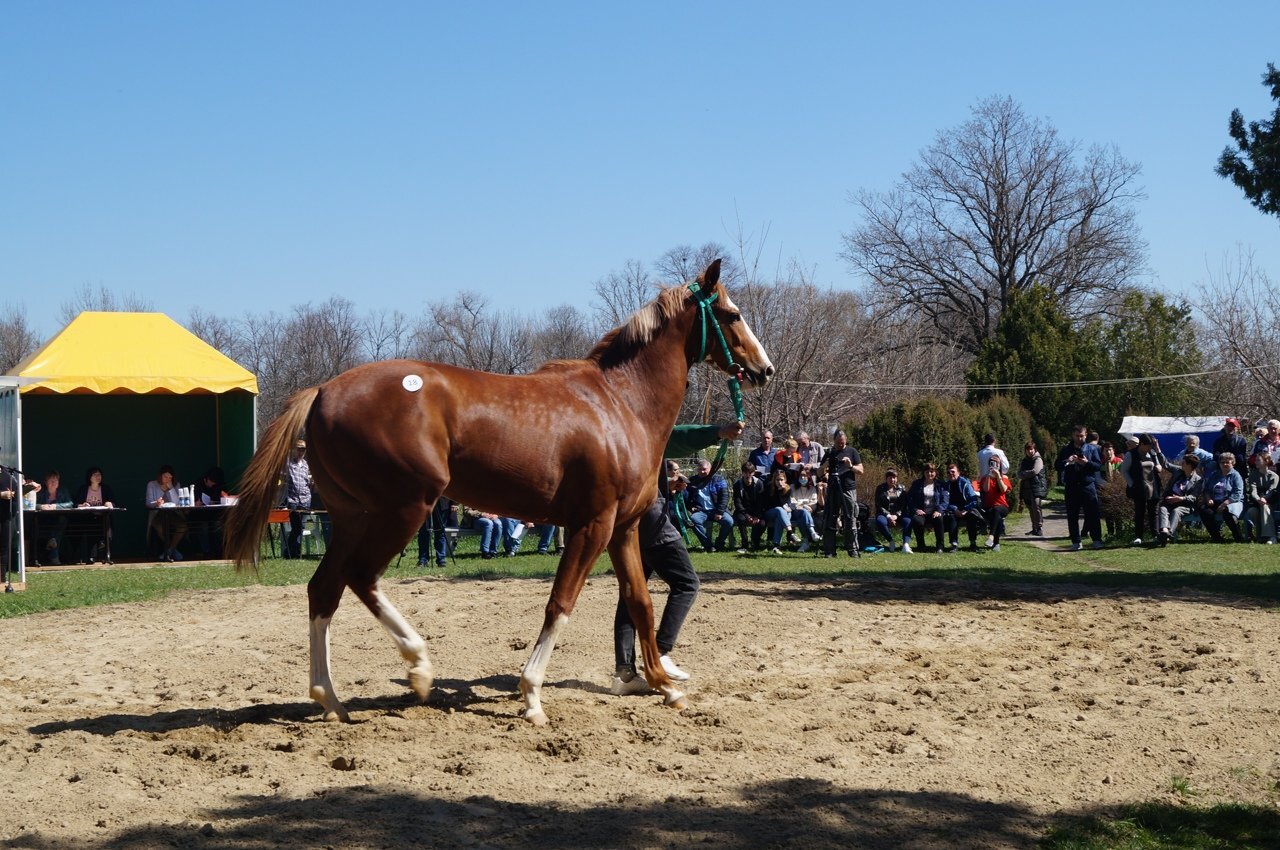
[856, 394, 1038, 513]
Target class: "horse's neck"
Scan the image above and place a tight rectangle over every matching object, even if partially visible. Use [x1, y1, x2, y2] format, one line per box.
[609, 307, 697, 427]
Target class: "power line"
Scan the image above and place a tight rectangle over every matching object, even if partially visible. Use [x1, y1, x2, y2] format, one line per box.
[783, 362, 1277, 392]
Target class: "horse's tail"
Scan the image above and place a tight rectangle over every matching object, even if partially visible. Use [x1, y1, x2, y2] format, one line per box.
[224, 385, 320, 571]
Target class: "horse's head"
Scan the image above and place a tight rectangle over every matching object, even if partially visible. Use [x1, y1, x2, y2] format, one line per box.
[687, 259, 774, 388]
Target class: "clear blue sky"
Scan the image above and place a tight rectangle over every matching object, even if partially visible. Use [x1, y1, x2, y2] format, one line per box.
[4, 2, 1278, 338]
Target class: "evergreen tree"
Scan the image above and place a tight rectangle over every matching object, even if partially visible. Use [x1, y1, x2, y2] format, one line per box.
[966, 284, 1110, 440]
[1102, 290, 1204, 423]
[1217, 63, 1280, 218]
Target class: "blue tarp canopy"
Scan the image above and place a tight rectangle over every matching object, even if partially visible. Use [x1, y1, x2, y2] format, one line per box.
[1118, 415, 1233, 459]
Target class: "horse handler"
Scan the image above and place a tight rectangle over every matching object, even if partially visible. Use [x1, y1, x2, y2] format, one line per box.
[612, 420, 743, 695]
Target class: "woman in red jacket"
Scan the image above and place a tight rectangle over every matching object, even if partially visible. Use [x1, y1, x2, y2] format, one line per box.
[977, 456, 1012, 552]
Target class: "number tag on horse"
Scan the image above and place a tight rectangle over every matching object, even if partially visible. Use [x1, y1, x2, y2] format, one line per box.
[402, 375, 424, 392]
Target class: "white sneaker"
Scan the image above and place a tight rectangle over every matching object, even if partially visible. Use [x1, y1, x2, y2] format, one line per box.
[611, 674, 652, 696]
[901, 542, 913, 554]
[809, 528, 821, 542]
[991, 543, 1000, 552]
[735, 548, 746, 554]
[798, 538, 810, 553]
[659, 654, 690, 681]
[1131, 538, 1142, 546]
[985, 535, 994, 548]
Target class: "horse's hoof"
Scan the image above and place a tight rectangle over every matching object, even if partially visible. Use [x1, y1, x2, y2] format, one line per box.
[662, 688, 687, 710]
[522, 708, 549, 727]
[311, 686, 351, 722]
[408, 667, 434, 702]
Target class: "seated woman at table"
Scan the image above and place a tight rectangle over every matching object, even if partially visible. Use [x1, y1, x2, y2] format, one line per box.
[74, 466, 115, 508]
[34, 470, 74, 565]
[145, 464, 187, 562]
[73, 466, 116, 563]
[195, 466, 227, 506]
[192, 466, 228, 557]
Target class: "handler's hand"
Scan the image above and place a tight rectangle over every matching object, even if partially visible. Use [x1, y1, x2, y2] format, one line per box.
[718, 421, 744, 440]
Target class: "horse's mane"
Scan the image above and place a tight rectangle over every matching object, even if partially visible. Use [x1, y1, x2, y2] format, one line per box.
[539, 285, 691, 372]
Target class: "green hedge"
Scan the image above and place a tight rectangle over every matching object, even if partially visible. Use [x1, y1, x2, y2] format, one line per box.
[853, 394, 1041, 510]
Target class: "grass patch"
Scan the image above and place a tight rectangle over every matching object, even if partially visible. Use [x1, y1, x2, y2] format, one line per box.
[1043, 801, 1280, 849]
[3, 524, 1279, 619]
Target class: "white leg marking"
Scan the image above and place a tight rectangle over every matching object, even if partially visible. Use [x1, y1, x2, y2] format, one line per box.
[370, 587, 433, 702]
[519, 613, 569, 726]
[308, 616, 348, 722]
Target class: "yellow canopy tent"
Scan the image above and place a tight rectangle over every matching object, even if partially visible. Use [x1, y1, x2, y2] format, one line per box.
[12, 312, 257, 395]
[7, 312, 259, 562]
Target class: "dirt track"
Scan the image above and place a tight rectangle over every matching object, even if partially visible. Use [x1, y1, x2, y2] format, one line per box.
[3, 571, 1279, 849]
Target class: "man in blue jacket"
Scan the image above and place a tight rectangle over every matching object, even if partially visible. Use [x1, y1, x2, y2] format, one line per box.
[942, 463, 982, 552]
[1056, 424, 1104, 550]
[685, 458, 734, 553]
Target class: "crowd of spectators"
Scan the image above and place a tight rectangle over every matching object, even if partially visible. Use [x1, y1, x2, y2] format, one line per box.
[666, 429, 1027, 556]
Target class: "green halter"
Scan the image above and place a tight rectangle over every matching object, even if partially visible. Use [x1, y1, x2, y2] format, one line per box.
[687, 281, 746, 474]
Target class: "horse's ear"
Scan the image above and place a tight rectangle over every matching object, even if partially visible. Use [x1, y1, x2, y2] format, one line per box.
[698, 258, 722, 287]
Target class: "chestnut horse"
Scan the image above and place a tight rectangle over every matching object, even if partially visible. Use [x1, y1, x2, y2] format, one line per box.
[223, 259, 772, 725]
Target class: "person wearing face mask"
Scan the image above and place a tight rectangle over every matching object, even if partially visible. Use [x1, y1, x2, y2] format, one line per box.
[873, 469, 911, 553]
[790, 467, 822, 546]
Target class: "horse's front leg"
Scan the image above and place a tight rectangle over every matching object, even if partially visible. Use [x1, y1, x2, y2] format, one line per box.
[608, 522, 684, 709]
[519, 517, 613, 726]
[307, 560, 350, 722]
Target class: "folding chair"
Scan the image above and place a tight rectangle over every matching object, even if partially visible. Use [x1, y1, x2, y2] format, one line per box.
[265, 508, 290, 557]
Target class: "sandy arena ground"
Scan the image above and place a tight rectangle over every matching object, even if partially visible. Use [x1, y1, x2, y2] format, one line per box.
[3, 571, 1279, 849]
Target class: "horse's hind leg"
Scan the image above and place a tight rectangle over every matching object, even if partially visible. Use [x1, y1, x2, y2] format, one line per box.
[347, 510, 434, 705]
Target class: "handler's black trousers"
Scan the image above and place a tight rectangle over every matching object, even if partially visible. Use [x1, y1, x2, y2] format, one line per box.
[614, 506, 701, 675]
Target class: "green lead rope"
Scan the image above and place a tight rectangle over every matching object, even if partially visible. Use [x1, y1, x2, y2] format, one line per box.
[687, 282, 747, 477]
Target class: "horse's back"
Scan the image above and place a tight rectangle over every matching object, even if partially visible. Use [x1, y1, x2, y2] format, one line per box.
[304, 359, 662, 525]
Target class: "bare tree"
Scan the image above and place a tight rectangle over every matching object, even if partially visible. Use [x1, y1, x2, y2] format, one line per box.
[654, 242, 742, 288]
[0, 302, 41, 372]
[286, 297, 365, 388]
[531, 304, 595, 362]
[361, 308, 415, 362]
[730, 270, 966, 438]
[186, 307, 239, 356]
[591, 260, 657, 327]
[1191, 247, 1279, 417]
[843, 95, 1146, 355]
[58, 284, 155, 325]
[416, 290, 498, 370]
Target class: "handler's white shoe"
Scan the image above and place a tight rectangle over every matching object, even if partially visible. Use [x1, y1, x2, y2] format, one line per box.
[901, 542, 913, 554]
[659, 654, 690, 681]
[611, 674, 652, 696]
